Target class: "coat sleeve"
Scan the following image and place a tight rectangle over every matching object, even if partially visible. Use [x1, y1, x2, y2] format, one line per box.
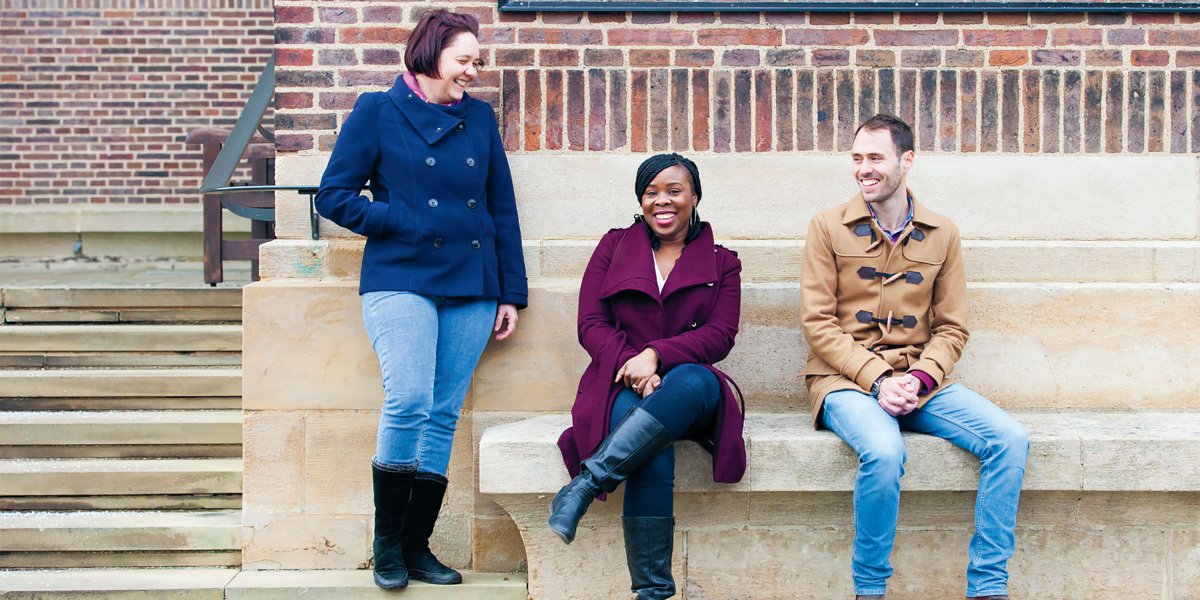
[646, 254, 741, 371]
[800, 215, 893, 391]
[578, 232, 639, 370]
[314, 94, 388, 237]
[484, 106, 529, 309]
[907, 223, 969, 385]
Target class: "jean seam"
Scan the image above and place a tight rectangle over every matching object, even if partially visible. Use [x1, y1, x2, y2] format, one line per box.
[824, 400, 890, 596]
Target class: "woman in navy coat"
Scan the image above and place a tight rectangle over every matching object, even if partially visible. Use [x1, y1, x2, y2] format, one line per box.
[549, 154, 746, 599]
[315, 9, 527, 591]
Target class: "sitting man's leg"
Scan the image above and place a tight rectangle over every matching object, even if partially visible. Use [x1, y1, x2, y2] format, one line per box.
[898, 383, 1029, 599]
[822, 389, 908, 598]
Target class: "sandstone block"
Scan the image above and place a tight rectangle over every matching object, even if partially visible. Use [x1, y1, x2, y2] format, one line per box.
[241, 515, 368, 570]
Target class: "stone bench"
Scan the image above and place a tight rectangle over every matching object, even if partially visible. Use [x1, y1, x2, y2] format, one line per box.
[479, 411, 1200, 599]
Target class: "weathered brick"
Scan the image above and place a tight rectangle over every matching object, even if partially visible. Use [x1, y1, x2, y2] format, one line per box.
[318, 49, 357, 67]
[670, 68, 689, 151]
[539, 49, 578, 67]
[480, 27, 514, 45]
[878, 68, 896, 120]
[707, 70, 731, 152]
[631, 49, 670, 67]
[1108, 29, 1146, 45]
[858, 70, 876, 119]
[677, 12, 716, 25]
[722, 49, 760, 67]
[692, 70, 710, 151]
[275, 6, 312, 24]
[733, 70, 752, 152]
[766, 49, 805, 66]
[1169, 71, 1187, 153]
[990, 50, 1029, 66]
[566, 70, 585, 151]
[584, 49, 623, 67]
[1083, 70, 1104, 152]
[543, 12, 583, 24]
[1105, 71, 1124, 153]
[796, 70, 815, 151]
[1001, 70, 1020, 152]
[1132, 12, 1175, 25]
[631, 12, 671, 24]
[1033, 50, 1080, 66]
[648, 69, 669, 152]
[755, 70, 773, 151]
[766, 13, 808, 25]
[960, 70, 978, 152]
[721, 12, 762, 25]
[918, 69, 937, 151]
[988, 12, 1030, 26]
[337, 27, 407, 45]
[1023, 71, 1040, 152]
[784, 28, 868, 46]
[455, 5, 494, 25]
[1193, 70, 1200, 152]
[901, 70, 920, 128]
[587, 69, 605, 151]
[1042, 70, 1061, 153]
[318, 7, 356, 24]
[501, 70, 520, 152]
[545, 70, 563, 150]
[855, 12, 896, 25]
[1179, 51, 1200, 67]
[1052, 28, 1103, 46]
[1127, 70, 1146, 153]
[901, 50, 941, 67]
[608, 29, 693, 46]
[939, 70, 957, 151]
[361, 6, 403, 23]
[776, 69, 794, 151]
[811, 49, 849, 66]
[676, 49, 714, 67]
[518, 28, 603, 45]
[588, 12, 626, 24]
[276, 92, 312, 110]
[964, 29, 1048, 46]
[899, 12, 938, 25]
[809, 13, 850, 26]
[277, 27, 336, 45]
[856, 49, 895, 67]
[498, 10, 536, 23]
[816, 70, 835, 151]
[276, 48, 312, 67]
[495, 49, 534, 67]
[1033, 12, 1085, 24]
[276, 133, 313, 152]
[362, 49, 399, 66]
[525, 70, 542, 151]
[874, 30, 958, 46]
[698, 28, 782, 46]
[835, 69, 856, 150]
[318, 92, 357, 111]
[945, 49, 984, 67]
[1086, 49, 1123, 67]
[610, 70, 628, 150]
[1132, 50, 1170, 67]
[1063, 70, 1083, 153]
[980, 71, 999, 151]
[276, 70, 333, 88]
[630, 70, 648, 152]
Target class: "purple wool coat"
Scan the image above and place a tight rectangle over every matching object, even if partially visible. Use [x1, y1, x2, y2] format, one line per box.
[557, 221, 747, 485]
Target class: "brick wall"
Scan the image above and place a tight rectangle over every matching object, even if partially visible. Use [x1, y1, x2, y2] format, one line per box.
[273, 4, 1200, 158]
[0, 0, 274, 206]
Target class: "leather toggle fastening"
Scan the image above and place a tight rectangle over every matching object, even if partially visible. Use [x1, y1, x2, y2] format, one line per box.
[857, 266, 924, 285]
[853, 223, 882, 252]
[902, 228, 926, 245]
[856, 310, 918, 334]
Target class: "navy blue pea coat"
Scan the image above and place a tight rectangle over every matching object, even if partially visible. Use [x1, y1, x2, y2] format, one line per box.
[316, 77, 528, 308]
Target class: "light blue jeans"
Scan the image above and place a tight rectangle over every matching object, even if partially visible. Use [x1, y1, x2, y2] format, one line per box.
[361, 291, 496, 477]
[821, 383, 1029, 597]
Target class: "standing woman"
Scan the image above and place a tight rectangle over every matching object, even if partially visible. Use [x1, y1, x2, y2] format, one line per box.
[315, 9, 527, 591]
[550, 154, 746, 599]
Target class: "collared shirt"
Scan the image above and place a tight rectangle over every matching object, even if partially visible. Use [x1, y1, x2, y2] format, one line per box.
[401, 71, 461, 107]
[866, 195, 915, 245]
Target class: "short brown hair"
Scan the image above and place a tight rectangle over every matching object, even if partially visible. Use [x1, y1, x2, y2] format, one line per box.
[855, 114, 914, 155]
[404, 10, 480, 79]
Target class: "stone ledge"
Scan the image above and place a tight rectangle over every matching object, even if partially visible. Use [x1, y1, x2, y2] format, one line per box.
[480, 411, 1200, 495]
[0, 206, 250, 234]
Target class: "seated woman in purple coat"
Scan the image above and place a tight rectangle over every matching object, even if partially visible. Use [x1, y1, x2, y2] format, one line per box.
[549, 154, 747, 599]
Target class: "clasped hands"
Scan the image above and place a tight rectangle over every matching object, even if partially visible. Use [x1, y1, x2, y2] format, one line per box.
[877, 373, 922, 416]
[615, 348, 661, 399]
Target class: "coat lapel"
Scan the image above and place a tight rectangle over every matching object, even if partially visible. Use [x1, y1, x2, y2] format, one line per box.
[660, 224, 718, 300]
[598, 224, 660, 300]
[386, 77, 467, 145]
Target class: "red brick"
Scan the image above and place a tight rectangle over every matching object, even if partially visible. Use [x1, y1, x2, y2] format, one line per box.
[1032, 12, 1085, 24]
[584, 49, 623, 67]
[692, 70, 710, 151]
[721, 49, 760, 66]
[723, 13, 762, 25]
[276, 48, 312, 67]
[697, 28, 782, 46]
[810, 49, 849, 66]
[767, 49, 806, 66]
[1107, 29, 1146, 45]
[494, 49, 534, 66]
[874, 29, 958, 46]
[361, 6, 404, 23]
[943, 12, 984, 25]
[588, 13, 626, 24]
[545, 70, 563, 150]
[631, 12, 671, 24]
[755, 70, 772, 151]
[498, 11, 536, 23]
[525, 70, 542, 151]
[542, 12, 583, 24]
[1052, 28, 1102, 46]
[676, 49, 714, 67]
[784, 28, 868, 46]
[501, 70, 520, 152]
[766, 13, 808, 25]
[518, 28, 603, 45]
[275, 92, 311, 109]
[275, 6, 312, 24]
[1086, 49, 1123, 66]
[630, 70, 648, 152]
[1182, 14, 1200, 24]
[677, 12, 716, 24]
[276, 133, 312, 152]
[480, 27, 514, 45]
[670, 68, 689, 150]
[989, 50, 1029, 66]
[539, 49, 578, 67]
[338, 27, 408, 45]
[318, 7, 356, 24]
[1089, 13, 1127, 25]
[455, 6, 494, 25]
[1150, 30, 1200, 46]
[631, 49, 670, 67]
[809, 13, 850, 26]
[1032, 49, 1080, 66]
[855, 12, 895, 25]
[963, 29, 1048, 46]
[945, 49, 984, 67]
[856, 49, 895, 67]
[363, 48, 400, 66]
[319, 92, 357, 110]
[1179, 51, 1200, 67]
[1132, 50, 1170, 66]
[901, 50, 941, 67]
[987, 12, 1029, 26]
[608, 29, 693, 46]
[1132, 13, 1175, 25]
[276, 27, 336, 44]
[340, 70, 400, 87]
[899, 12, 938, 25]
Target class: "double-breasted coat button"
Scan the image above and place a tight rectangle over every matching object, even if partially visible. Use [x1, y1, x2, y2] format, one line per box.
[433, 238, 443, 248]
[407, 94, 414, 99]
[466, 157, 476, 167]
[427, 198, 438, 208]
[471, 240, 481, 250]
[691, 322, 698, 328]
[425, 157, 436, 166]
[436, 127, 442, 132]
[455, 123, 464, 132]
[466, 199, 477, 209]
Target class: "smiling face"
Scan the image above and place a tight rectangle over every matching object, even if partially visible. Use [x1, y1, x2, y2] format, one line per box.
[640, 164, 698, 245]
[850, 126, 914, 207]
[419, 31, 480, 104]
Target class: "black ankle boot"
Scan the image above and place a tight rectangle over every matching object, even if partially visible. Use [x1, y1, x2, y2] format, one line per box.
[371, 463, 414, 589]
[402, 472, 463, 585]
[623, 516, 676, 599]
[548, 407, 674, 544]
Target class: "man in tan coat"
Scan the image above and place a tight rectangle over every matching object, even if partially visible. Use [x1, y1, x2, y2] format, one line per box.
[801, 114, 1029, 600]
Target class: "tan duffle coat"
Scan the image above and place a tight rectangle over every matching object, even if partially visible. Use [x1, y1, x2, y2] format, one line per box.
[800, 192, 969, 428]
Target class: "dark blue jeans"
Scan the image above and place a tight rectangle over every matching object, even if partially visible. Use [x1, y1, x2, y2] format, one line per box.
[608, 363, 721, 518]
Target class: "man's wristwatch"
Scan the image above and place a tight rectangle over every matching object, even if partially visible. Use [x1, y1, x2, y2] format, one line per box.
[869, 374, 889, 398]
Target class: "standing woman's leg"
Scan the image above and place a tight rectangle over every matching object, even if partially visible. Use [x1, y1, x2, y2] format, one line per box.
[360, 291, 440, 589]
[404, 297, 497, 585]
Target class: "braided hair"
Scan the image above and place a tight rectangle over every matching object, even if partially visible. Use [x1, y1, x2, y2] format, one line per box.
[632, 153, 703, 250]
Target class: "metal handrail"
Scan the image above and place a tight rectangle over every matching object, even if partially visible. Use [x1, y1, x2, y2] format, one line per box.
[199, 53, 276, 194]
[205, 185, 319, 241]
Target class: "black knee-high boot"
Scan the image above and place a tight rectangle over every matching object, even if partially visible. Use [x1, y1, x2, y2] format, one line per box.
[547, 406, 674, 544]
[403, 472, 463, 585]
[623, 516, 676, 599]
[371, 464, 414, 589]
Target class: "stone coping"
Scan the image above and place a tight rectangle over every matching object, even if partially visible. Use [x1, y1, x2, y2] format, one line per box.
[0, 205, 251, 234]
[480, 411, 1200, 496]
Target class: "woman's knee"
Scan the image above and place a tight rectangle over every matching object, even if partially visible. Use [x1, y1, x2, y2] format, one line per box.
[659, 363, 719, 404]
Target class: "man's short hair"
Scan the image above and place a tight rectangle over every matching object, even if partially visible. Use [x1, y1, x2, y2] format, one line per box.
[404, 10, 481, 79]
[855, 114, 915, 155]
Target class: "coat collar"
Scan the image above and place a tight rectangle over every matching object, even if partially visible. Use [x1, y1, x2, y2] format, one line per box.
[840, 190, 946, 230]
[599, 221, 719, 301]
[386, 76, 468, 145]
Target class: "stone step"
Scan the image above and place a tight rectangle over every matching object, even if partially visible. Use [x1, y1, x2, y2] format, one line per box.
[0, 494, 241, 512]
[0, 569, 526, 599]
[0, 510, 242, 553]
[0, 396, 240, 411]
[0, 568, 237, 598]
[1, 288, 242, 310]
[245, 279, 1200, 413]
[2, 308, 243, 324]
[0, 552, 240, 569]
[0, 411, 242, 448]
[0, 324, 242, 353]
[0, 458, 242, 497]
[0, 353, 241, 369]
[0, 368, 242, 399]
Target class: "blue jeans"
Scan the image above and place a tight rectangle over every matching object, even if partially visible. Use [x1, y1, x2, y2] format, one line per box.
[821, 383, 1029, 597]
[608, 363, 721, 518]
[361, 291, 496, 477]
